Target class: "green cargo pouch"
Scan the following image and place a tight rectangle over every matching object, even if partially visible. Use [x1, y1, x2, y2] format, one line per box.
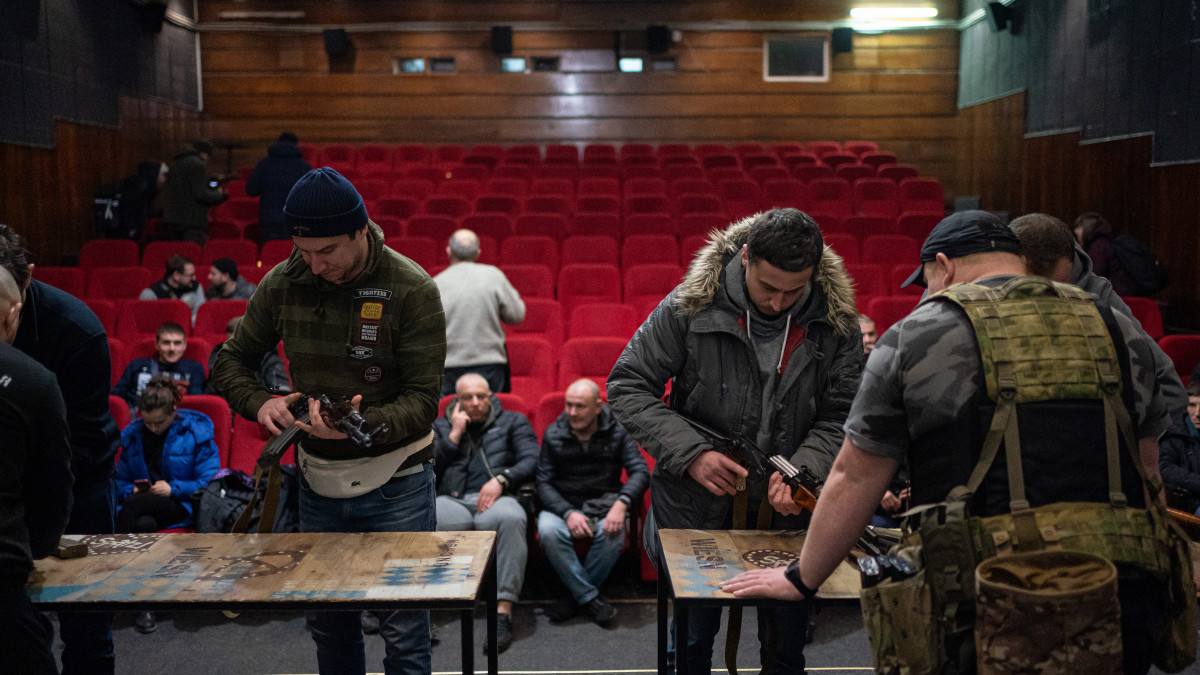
[1151, 508, 1198, 673]
[861, 547, 942, 675]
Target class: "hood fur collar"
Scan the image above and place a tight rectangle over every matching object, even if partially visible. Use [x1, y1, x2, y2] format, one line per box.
[675, 214, 859, 337]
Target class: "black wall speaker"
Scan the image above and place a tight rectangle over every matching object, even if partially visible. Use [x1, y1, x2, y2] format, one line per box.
[139, 2, 167, 34]
[831, 27, 854, 54]
[323, 29, 350, 57]
[985, 2, 1012, 32]
[647, 25, 671, 54]
[491, 26, 513, 56]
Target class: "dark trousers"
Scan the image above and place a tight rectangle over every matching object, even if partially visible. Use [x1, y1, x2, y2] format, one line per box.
[441, 363, 508, 397]
[1118, 572, 1165, 675]
[116, 492, 187, 533]
[1, 583, 59, 675]
[59, 479, 116, 675]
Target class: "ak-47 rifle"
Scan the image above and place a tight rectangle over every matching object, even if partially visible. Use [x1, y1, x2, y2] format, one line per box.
[683, 415, 896, 556]
[234, 392, 388, 535]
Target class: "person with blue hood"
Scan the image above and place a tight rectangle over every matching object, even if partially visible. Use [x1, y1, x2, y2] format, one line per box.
[246, 132, 313, 241]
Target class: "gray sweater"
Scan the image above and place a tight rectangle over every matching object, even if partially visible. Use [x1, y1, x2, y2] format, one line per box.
[435, 262, 526, 368]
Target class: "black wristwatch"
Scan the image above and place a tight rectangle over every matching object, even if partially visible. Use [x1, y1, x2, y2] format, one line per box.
[784, 560, 818, 598]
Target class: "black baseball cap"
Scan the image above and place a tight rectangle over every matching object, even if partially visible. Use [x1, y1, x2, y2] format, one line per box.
[901, 210, 1023, 288]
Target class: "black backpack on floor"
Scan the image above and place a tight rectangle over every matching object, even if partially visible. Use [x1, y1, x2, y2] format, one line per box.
[195, 466, 300, 534]
[1111, 233, 1168, 296]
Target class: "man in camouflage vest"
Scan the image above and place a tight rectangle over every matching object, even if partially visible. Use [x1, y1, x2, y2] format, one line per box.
[721, 211, 1172, 675]
[212, 168, 446, 675]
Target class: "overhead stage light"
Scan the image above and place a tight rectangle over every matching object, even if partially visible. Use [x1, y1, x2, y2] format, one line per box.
[850, 6, 939, 20]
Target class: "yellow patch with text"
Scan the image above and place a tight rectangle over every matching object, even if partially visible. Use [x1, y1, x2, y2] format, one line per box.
[361, 302, 383, 320]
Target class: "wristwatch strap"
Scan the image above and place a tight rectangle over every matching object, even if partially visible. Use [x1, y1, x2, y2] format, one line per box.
[784, 559, 818, 598]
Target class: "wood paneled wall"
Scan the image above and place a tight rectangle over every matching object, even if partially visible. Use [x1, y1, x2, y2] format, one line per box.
[958, 93, 1200, 329]
[199, 1, 960, 196]
[0, 97, 201, 266]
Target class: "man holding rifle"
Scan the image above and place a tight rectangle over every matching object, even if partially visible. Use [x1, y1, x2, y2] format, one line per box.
[608, 208, 864, 673]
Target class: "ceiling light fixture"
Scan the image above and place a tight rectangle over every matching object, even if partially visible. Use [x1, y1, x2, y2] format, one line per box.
[849, 7, 938, 20]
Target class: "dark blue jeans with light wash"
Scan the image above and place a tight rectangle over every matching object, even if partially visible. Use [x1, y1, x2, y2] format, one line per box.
[60, 477, 116, 675]
[536, 510, 625, 605]
[299, 462, 436, 675]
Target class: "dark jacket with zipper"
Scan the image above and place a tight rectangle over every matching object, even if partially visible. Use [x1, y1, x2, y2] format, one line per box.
[536, 405, 649, 519]
[246, 141, 312, 241]
[433, 395, 539, 498]
[608, 215, 863, 532]
[1160, 413, 1200, 511]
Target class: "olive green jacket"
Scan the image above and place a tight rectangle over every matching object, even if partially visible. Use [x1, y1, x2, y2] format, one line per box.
[211, 223, 446, 460]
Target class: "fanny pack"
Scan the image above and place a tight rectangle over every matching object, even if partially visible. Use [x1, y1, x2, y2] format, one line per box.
[298, 431, 433, 498]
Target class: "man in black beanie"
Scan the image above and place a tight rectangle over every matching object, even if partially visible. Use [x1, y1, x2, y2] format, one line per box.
[205, 258, 257, 300]
[162, 140, 227, 245]
[212, 168, 446, 675]
[246, 132, 312, 242]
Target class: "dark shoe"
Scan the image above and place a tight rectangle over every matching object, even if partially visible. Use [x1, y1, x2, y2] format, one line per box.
[135, 611, 157, 634]
[430, 623, 440, 645]
[584, 596, 616, 627]
[361, 611, 380, 635]
[547, 598, 579, 623]
[484, 612, 514, 654]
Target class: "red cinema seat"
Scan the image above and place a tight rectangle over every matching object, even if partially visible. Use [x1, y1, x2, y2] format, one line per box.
[843, 215, 898, 241]
[210, 198, 258, 237]
[440, 392, 530, 419]
[866, 296, 921, 336]
[375, 197, 421, 222]
[33, 266, 85, 298]
[493, 163, 535, 181]
[317, 144, 355, 173]
[391, 178, 436, 202]
[760, 179, 811, 211]
[579, 178, 621, 198]
[229, 416, 295, 473]
[524, 195, 574, 218]
[107, 338, 130, 387]
[852, 178, 900, 218]
[259, 240, 295, 269]
[624, 214, 676, 238]
[558, 337, 628, 389]
[504, 144, 541, 164]
[844, 263, 888, 300]
[808, 178, 853, 216]
[656, 143, 691, 158]
[533, 392, 567, 441]
[791, 164, 834, 184]
[504, 297, 564, 351]
[354, 179, 390, 203]
[460, 213, 513, 242]
[568, 303, 640, 341]
[447, 164, 489, 182]
[823, 233, 859, 265]
[557, 264, 622, 318]
[623, 195, 672, 218]
[386, 236, 441, 271]
[201, 239, 258, 268]
[1159, 336, 1200, 385]
[621, 144, 655, 161]
[669, 178, 717, 199]
[501, 236, 559, 276]
[578, 165, 620, 182]
[861, 152, 899, 170]
[393, 144, 430, 166]
[179, 395, 232, 462]
[835, 163, 876, 185]
[622, 235, 679, 268]
[142, 241, 202, 274]
[545, 144, 580, 166]
[675, 194, 724, 217]
[734, 143, 767, 156]
[821, 153, 859, 171]
[432, 145, 466, 168]
[506, 336, 557, 409]
[1120, 297, 1164, 340]
[193, 300, 248, 345]
[298, 144, 318, 166]
[681, 235, 708, 267]
[780, 152, 819, 171]
[499, 264, 555, 299]
[862, 235, 921, 268]
[561, 236, 619, 267]
[805, 141, 843, 158]
[80, 240, 140, 271]
[355, 144, 394, 174]
[897, 212, 944, 240]
[567, 213, 622, 241]
[677, 213, 728, 240]
[878, 164, 920, 183]
[435, 178, 483, 201]
[624, 264, 683, 310]
[749, 166, 790, 185]
[109, 394, 131, 432]
[695, 144, 729, 157]
[474, 195, 522, 218]
[843, 141, 879, 157]
[899, 178, 944, 214]
[513, 214, 570, 242]
[660, 163, 704, 183]
[626, 178, 669, 197]
[87, 266, 152, 301]
[531, 178, 576, 198]
[583, 144, 618, 164]
[406, 215, 458, 245]
[86, 298, 118, 336]
[423, 196, 472, 219]
[576, 195, 621, 216]
[407, 165, 448, 185]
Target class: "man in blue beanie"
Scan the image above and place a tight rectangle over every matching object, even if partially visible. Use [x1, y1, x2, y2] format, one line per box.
[212, 168, 447, 675]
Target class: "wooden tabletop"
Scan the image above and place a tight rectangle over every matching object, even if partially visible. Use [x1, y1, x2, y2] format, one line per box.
[658, 529, 862, 601]
[28, 531, 495, 609]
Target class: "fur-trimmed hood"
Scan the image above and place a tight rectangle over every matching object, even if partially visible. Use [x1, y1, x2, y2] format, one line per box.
[674, 214, 859, 337]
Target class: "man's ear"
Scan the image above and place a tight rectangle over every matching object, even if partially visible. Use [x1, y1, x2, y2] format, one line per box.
[934, 253, 955, 286]
[1, 301, 22, 343]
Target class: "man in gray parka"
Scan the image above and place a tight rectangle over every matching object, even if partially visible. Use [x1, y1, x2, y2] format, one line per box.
[608, 208, 864, 673]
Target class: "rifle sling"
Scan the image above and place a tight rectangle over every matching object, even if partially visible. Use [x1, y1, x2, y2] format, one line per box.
[231, 425, 301, 534]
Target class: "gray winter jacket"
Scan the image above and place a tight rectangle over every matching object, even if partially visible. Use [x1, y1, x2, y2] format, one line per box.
[607, 216, 863, 531]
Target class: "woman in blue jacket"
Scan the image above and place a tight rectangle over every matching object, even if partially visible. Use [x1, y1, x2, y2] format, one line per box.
[114, 376, 220, 533]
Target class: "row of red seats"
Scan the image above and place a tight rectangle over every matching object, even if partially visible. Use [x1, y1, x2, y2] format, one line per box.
[78, 298, 246, 342]
[73, 239, 260, 272]
[33, 264, 267, 304]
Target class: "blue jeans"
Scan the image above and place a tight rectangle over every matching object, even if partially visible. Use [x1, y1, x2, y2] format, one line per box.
[60, 478, 116, 675]
[299, 463, 436, 675]
[536, 510, 625, 604]
[436, 493, 526, 603]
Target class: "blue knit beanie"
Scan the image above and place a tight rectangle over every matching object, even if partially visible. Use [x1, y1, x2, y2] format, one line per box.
[284, 168, 368, 238]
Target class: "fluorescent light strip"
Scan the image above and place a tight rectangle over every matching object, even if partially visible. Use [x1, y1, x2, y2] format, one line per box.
[850, 7, 939, 19]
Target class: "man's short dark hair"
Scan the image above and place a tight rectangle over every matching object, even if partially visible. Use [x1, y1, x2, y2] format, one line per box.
[0, 224, 31, 292]
[1010, 213, 1076, 278]
[165, 254, 193, 277]
[744, 208, 824, 273]
[1187, 379, 1200, 398]
[156, 321, 186, 339]
[277, 132, 299, 145]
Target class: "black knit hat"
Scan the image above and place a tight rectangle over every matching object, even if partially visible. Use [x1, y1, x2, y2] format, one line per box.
[192, 140, 213, 155]
[210, 257, 238, 280]
[283, 168, 368, 238]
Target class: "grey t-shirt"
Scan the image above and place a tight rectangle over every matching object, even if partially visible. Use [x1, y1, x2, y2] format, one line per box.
[844, 276, 1171, 463]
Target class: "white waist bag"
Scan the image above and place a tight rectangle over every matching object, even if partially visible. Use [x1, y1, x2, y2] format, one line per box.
[298, 430, 433, 498]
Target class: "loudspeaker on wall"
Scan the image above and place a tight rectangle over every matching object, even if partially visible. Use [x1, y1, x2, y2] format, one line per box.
[323, 29, 350, 57]
[831, 28, 853, 54]
[491, 26, 513, 56]
[139, 2, 167, 34]
[647, 25, 671, 54]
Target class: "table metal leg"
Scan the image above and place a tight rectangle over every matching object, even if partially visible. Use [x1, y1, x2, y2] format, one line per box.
[676, 602, 689, 675]
[658, 568, 669, 675]
[484, 547, 498, 675]
[460, 609, 474, 675]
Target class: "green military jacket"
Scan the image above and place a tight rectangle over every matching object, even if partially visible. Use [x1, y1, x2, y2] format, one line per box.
[211, 222, 446, 460]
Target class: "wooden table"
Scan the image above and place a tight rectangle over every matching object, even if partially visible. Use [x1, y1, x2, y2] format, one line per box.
[656, 529, 863, 675]
[27, 531, 497, 675]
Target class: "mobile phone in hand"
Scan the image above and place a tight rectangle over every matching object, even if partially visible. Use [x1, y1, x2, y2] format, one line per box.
[135, 479, 151, 493]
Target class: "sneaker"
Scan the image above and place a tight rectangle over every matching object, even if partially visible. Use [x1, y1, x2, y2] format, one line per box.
[361, 611, 380, 635]
[547, 598, 579, 623]
[135, 611, 157, 634]
[584, 596, 616, 627]
[484, 612, 514, 654]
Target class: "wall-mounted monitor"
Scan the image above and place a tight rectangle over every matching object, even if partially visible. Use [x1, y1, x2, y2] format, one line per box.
[763, 34, 830, 82]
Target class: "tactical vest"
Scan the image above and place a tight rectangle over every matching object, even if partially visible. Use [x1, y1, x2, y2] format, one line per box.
[859, 276, 1195, 675]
